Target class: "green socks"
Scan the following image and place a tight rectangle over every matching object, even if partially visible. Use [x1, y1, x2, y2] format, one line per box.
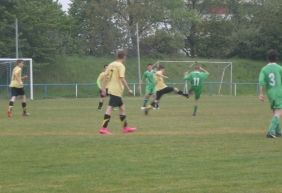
[268, 116, 280, 135]
[143, 99, 148, 107]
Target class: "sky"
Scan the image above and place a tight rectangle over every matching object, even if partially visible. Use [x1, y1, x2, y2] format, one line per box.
[57, 0, 71, 12]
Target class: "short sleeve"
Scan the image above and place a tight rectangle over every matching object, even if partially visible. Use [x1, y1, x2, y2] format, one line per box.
[184, 73, 192, 81]
[258, 69, 266, 86]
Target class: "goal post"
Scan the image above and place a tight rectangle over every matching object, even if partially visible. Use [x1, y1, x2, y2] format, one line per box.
[153, 60, 233, 96]
[0, 58, 33, 100]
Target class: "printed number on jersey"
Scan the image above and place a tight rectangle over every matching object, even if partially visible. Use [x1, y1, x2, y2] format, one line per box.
[269, 73, 276, 86]
[193, 77, 200, 86]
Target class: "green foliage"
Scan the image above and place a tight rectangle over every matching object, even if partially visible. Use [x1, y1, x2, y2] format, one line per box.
[0, 0, 70, 63]
[0, 0, 17, 57]
[140, 31, 184, 57]
[1, 0, 282, 62]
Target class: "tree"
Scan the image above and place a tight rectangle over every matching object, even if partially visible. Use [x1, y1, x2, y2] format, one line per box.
[0, 0, 70, 63]
[0, 0, 17, 57]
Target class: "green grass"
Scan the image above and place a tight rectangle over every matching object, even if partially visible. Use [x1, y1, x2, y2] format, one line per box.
[0, 96, 282, 193]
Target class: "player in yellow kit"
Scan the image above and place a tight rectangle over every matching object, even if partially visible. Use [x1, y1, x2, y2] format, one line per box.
[96, 64, 108, 110]
[99, 50, 137, 134]
[7, 60, 29, 117]
[145, 65, 189, 114]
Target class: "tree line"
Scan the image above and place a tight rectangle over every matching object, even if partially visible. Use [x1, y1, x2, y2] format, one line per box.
[0, 0, 281, 64]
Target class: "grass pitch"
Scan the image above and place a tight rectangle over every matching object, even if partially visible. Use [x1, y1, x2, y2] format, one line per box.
[0, 96, 282, 193]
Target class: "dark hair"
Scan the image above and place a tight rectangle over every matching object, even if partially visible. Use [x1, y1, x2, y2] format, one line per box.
[158, 64, 165, 70]
[16, 59, 24, 65]
[267, 49, 278, 62]
[147, 63, 153, 67]
[116, 49, 126, 59]
[104, 64, 108, 69]
[195, 65, 201, 70]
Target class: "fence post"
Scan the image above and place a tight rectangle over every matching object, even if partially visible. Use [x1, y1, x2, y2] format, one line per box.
[75, 83, 78, 98]
[234, 83, 237, 97]
[44, 85, 48, 98]
[133, 83, 136, 96]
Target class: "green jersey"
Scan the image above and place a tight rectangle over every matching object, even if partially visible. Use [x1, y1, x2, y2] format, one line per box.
[184, 71, 209, 89]
[259, 63, 282, 101]
[143, 70, 155, 86]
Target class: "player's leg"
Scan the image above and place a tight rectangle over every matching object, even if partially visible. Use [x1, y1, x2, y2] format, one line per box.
[99, 94, 115, 134]
[97, 89, 107, 110]
[266, 109, 282, 138]
[142, 94, 151, 109]
[142, 85, 154, 109]
[150, 89, 165, 109]
[8, 88, 17, 117]
[118, 99, 136, 133]
[173, 87, 189, 98]
[266, 98, 282, 138]
[193, 90, 201, 116]
[151, 87, 174, 109]
[20, 94, 29, 116]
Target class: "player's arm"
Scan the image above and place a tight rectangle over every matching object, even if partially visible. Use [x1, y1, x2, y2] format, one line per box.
[96, 74, 102, 89]
[100, 70, 110, 96]
[258, 70, 266, 102]
[184, 72, 191, 81]
[119, 65, 133, 94]
[157, 72, 168, 79]
[200, 67, 209, 75]
[121, 77, 133, 94]
[139, 72, 145, 89]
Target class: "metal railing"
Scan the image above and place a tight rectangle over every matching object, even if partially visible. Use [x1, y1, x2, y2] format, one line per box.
[0, 82, 260, 99]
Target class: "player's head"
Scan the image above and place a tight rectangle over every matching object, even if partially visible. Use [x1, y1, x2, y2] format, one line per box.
[158, 64, 165, 72]
[195, 64, 201, 71]
[267, 49, 278, 63]
[116, 49, 127, 62]
[16, 59, 24, 68]
[103, 64, 108, 71]
[147, 63, 153, 71]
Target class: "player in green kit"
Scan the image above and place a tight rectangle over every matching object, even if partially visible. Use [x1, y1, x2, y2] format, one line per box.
[184, 64, 209, 116]
[140, 63, 156, 109]
[259, 50, 282, 138]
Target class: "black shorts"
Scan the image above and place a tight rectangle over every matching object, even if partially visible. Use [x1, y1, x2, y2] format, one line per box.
[108, 95, 123, 107]
[11, 87, 25, 97]
[156, 87, 174, 100]
[99, 88, 108, 97]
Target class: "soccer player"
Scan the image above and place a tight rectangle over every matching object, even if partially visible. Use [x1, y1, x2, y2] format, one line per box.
[96, 64, 108, 110]
[259, 49, 282, 138]
[146, 65, 188, 114]
[7, 59, 29, 117]
[140, 63, 156, 109]
[184, 64, 209, 116]
[99, 50, 136, 135]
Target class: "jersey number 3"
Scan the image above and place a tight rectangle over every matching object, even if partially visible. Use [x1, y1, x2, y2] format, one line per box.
[269, 73, 276, 86]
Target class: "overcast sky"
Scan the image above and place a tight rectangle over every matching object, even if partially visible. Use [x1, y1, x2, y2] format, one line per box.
[57, 0, 71, 12]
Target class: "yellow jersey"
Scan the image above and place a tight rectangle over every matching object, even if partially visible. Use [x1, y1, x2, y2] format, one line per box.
[155, 70, 167, 91]
[105, 61, 125, 97]
[96, 71, 106, 89]
[9, 66, 23, 88]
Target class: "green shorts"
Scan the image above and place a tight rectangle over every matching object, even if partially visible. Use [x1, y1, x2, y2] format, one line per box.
[145, 85, 156, 95]
[189, 88, 202, 100]
[270, 98, 282, 110]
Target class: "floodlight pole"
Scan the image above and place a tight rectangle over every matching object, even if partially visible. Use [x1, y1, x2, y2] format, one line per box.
[15, 18, 19, 58]
[136, 23, 142, 96]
